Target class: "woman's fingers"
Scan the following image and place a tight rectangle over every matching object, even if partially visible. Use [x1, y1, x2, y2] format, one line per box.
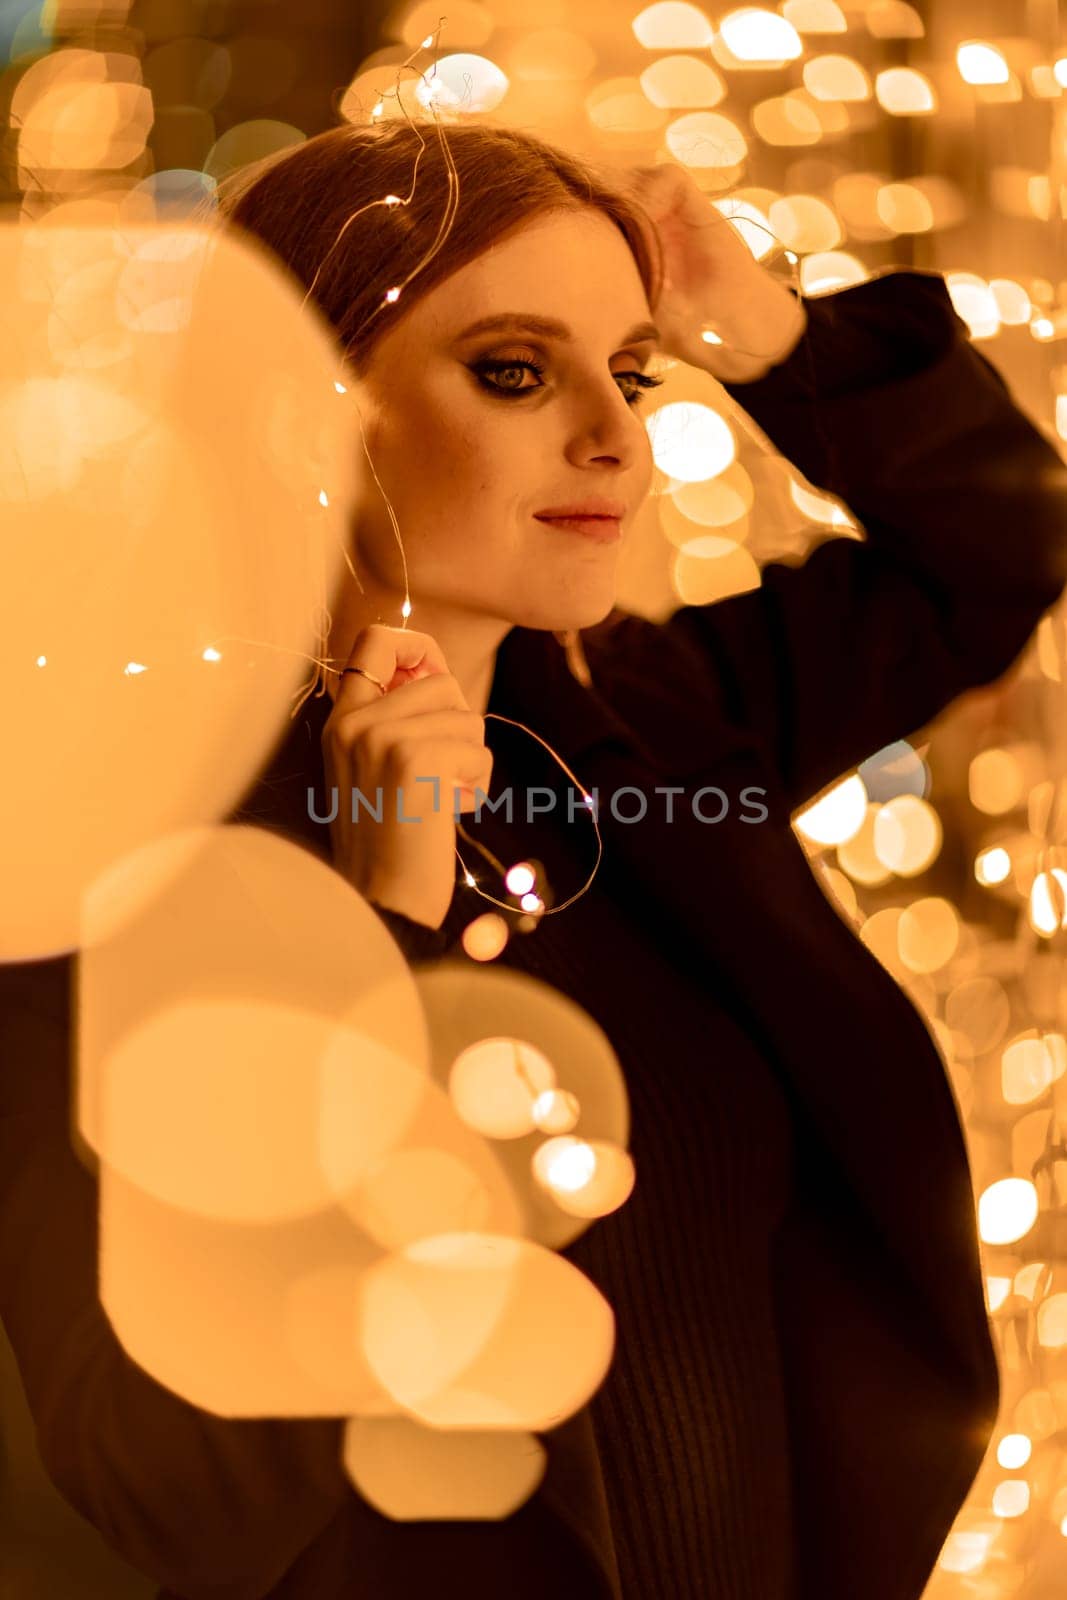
[332, 623, 450, 712]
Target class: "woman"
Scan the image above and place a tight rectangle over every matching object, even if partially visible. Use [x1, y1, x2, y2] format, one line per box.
[2, 119, 1066, 1600]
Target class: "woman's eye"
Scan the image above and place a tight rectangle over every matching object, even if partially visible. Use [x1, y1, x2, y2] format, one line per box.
[471, 358, 545, 395]
[471, 358, 665, 408]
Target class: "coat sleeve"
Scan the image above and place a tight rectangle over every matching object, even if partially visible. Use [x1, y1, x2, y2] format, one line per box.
[660, 268, 1067, 812]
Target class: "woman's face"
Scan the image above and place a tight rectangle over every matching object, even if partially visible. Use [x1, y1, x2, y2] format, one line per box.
[348, 206, 659, 634]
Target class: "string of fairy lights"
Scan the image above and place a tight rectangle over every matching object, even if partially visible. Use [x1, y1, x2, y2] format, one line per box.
[5, 0, 1067, 1588]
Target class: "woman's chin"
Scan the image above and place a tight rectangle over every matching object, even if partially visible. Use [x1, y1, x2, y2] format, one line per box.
[513, 593, 617, 634]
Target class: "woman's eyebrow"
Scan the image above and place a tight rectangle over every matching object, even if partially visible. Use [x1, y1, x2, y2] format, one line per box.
[451, 313, 661, 346]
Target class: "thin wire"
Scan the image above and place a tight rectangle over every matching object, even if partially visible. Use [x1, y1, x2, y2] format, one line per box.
[453, 709, 604, 918]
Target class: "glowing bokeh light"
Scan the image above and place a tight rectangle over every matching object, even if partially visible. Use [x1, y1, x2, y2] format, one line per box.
[978, 1178, 1039, 1246]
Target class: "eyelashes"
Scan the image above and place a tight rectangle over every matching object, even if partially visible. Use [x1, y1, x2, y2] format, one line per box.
[470, 356, 665, 408]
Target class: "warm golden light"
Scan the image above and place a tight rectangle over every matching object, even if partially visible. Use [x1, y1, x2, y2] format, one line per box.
[640, 54, 726, 108]
[417, 53, 509, 114]
[718, 8, 803, 64]
[992, 1480, 1031, 1518]
[875, 67, 937, 115]
[632, 2, 716, 50]
[1029, 869, 1067, 936]
[978, 1178, 1039, 1246]
[1002, 1036, 1060, 1105]
[975, 846, 1011, 885]
[648, 401, 736, 481]
[836, 803, 893, 886]
[1036, 1294, 1067, 1349]
[896, 897, 959, 974]
[461, 913, 510, 962]
[938, 1529, 993, 1573]
[872, 795, 942, 876]
[793, 774, 867, 847]
[781, 0, 846, 31]
[957, 42, 1010, 86]
[664, 109, 747, 169]
[997, 1434, 1033, 1469]
[505, 862, 537, 896]
[802, 55, 872, 102]
[531, 1137, 637, 1218]
[448, 1037, 557, 1140]
[769, 194, 843, 253]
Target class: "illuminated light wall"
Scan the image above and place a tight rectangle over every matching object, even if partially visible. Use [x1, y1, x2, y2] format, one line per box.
[3, 0, 1067, 1595]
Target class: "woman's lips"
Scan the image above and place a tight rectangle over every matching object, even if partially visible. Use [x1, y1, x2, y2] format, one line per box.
[534, 514, 622, 544]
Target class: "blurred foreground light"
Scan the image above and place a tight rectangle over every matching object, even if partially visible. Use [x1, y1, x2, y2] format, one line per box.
[449, 1037, 556, 1140]
[461, 913, 509, 962]
[531, 1137, 636, 1218]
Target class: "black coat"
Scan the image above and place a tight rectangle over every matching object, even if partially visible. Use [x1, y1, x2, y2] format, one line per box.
[3, 269, 1066, 1600]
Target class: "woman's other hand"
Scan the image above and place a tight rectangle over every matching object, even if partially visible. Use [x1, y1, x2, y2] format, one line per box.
[322, 625, 493, 929]
[622, 162, 808, 381]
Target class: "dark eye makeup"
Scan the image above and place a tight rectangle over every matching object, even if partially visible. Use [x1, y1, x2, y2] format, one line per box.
[469, 355, 665, 408]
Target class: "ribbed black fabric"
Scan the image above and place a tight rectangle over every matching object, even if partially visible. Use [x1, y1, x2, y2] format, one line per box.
[374, 763, 797, 1598]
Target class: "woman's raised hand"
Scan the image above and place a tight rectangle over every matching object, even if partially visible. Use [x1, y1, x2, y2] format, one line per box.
[322, 624, 493, 929]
